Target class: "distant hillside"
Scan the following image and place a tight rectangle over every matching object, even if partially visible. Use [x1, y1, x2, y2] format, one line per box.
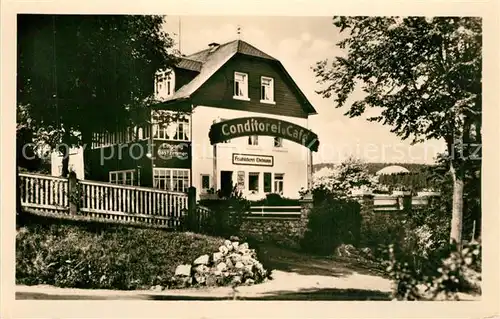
[314, 162, 434, 175]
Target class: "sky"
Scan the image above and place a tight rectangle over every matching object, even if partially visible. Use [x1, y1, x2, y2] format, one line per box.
[163, 16, 446, 165]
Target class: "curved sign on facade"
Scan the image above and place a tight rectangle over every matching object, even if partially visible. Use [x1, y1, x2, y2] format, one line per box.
[209, 117, 320, 152]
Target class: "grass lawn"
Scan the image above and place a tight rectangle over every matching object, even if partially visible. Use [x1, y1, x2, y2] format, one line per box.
[16, 215, 225, 290]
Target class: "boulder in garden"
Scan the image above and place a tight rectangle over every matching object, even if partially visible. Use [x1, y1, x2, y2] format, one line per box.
[225, 258, 234, 269]
[229, 252, 242, 263]
[213, 252, 223, 263]
[244, 278, 255, 285]
[194, 272, 206, 285]
[232, 241, 239, 251]
[235, 261, 244, 269]
[216, 262, 227, 272]
[194, 264, 209, 274]
[174, 264, 192, 277]
[238, 242, 249, 252]
[193, 254, 210, 265]
[150, 285, 163, 292]
[231, 275, 242, 285]
[219, 245, 229, 255]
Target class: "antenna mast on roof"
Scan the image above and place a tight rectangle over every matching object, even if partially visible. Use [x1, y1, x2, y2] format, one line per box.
[178, 16, 182, 53]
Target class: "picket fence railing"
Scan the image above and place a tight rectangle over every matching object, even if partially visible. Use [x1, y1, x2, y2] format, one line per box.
[19, 172, 188, 229]
[248, 206, 302, 219]
[20, 173, 69, 212]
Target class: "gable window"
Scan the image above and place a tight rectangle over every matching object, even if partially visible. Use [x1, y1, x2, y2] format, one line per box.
[260, 76, 275, 104]
[234, 72, 249, 100]
[274, 137, 283, 148]
[154, 69, 175, 100]
[248, 135, 258, 146]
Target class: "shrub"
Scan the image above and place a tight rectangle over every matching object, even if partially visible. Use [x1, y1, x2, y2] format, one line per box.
[359, 212, 404, 257]
[300, 196, 361, 255]
[199, 186, 251, 238]
[384, 241, 481, 300]
[249, 193, 300, 206]
[16, 223, 224, 290]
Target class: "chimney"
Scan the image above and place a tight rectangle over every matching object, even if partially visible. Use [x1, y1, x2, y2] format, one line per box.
[208, 42, 220, 52]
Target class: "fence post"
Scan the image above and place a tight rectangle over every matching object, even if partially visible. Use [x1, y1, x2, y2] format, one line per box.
[402, 194, 412, 214]
[187, 186, 197, 231]
[68, 171, 78, 215]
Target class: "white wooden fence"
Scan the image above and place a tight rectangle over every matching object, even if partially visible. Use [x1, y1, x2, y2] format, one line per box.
[20, 173, 69, 212]
[19, 172, 189, 229]
[247, 206, 302, 219]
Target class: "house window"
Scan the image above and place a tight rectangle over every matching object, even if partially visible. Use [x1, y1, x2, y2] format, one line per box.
[234, 72, 249, 100]
[248, 172, 259, 192]
[153, 168, 190, 193]
[109, 170, 135, 186]
[248, 135, 258, 146]
[260, 76, 274, 103]
[274, 173, 284, 195]
[274, 137, 283, 148]
[153, 111, 190, 141]
[154, 69, 175, 100]
[201, 174, 211, 191]
[264, 172, 272, 193]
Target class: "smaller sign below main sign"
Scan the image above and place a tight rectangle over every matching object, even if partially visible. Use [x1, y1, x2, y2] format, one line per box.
[232, 153, 274, 167]
[237, 171, 245, 191]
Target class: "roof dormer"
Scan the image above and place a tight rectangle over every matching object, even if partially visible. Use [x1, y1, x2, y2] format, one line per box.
[154, 68, 175, 100]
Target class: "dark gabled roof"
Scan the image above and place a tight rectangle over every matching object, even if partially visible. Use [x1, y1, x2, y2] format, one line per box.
[170, 39, 316, 115]
[176, 57, 203, 72]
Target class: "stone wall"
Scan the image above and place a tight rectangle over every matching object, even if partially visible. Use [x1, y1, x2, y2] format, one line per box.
[239, 198, 313, 249]
[357, 194, 411, 248]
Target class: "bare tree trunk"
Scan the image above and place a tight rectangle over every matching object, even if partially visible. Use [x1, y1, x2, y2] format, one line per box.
[449, 162, 464, 246]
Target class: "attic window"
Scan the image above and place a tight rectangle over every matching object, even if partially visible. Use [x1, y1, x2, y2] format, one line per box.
[233, 72, 249, 101]
[260, 76, 275, 104]
[154, 68, 175, 100]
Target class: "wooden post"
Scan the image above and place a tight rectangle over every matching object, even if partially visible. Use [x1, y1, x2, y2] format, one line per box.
[187, 186, 197, 231]
[68, 171, 78, 215]
[212, 144, 217, 191]
[308, 150, 313, 189]
[402, 194, 412, 214]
